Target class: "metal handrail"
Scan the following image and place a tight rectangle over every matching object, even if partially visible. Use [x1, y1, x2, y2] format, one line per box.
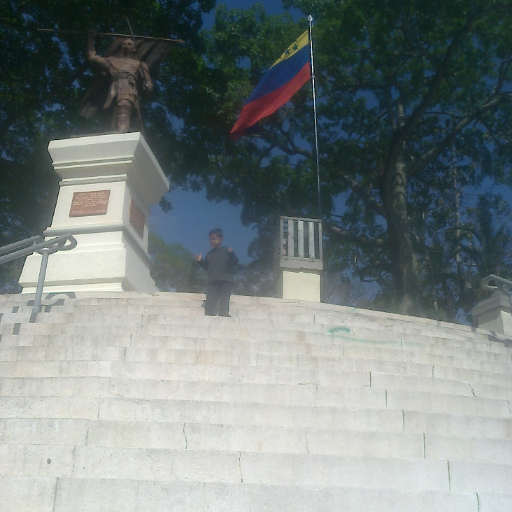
[0, 235, 44, 259]
[0, 233, 77, 316]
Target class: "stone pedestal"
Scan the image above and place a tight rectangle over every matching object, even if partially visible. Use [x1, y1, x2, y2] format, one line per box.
[19, 132, 169, 293]
[471, 291, 512, 335]
[276, 268, 322, 302]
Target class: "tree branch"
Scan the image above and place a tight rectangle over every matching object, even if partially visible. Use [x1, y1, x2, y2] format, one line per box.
[337, 173, 386, 217]
[408, 93, 508, 175]
[387, 4, 512, 169]
[325, 222, 387, 249]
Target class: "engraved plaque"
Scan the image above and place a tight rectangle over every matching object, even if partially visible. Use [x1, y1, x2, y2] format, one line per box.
[129, 200, 145, 238]
[69, 190, 110, 217]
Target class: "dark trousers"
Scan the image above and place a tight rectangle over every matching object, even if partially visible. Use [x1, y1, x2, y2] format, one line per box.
[204, 280, 232, 316]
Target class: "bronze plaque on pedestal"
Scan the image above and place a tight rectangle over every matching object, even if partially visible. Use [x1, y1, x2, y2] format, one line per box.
[129, 200, 145, 238]
[69, 190, 110, 217]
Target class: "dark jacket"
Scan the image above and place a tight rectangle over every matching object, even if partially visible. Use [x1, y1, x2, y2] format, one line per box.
[197, 246, 238, 283]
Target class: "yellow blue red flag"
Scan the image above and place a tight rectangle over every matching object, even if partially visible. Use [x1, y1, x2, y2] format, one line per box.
[230, 30, 311, 140]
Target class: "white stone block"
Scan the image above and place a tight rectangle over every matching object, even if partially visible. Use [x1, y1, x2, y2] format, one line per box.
[277, 269, 322, 302]
[404, 411, 512, 439]
[201, 486, 478, 512]
[1, 476, 57, 512]
[449, 461, 512, 493]
[478, 493, 512, 512]
[0, 396, 99, 419]
[239, 453, 449, 491]
[72, 447, 241, 482]
[387, 390, 510, 418]
[87, 421, 186, 450]
[425, 434, 512, 464]
[472, 291, 512, 335]
[0, 377, 109, 397]
[0, 419, 88, 445]
[370, 372, 474, 396]
[98, 398, 404, 431]
[305, 430, 424, 459]
[184, 423, 308, 454]
[0, 444, 74, 477]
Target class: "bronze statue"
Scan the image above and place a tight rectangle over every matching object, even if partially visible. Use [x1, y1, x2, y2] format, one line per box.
[37, 26, 183, 133]
[81, 30, 153, 133]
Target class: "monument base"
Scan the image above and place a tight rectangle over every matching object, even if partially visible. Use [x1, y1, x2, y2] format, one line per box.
[277, 268, 322, 302]
[19, 132, 169, 294]
[471, 291, 512, 335]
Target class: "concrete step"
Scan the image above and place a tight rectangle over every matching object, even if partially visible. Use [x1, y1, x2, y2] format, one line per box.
[2, 352, 512, 389]
[0, 361, 373, 387]
[386, 389, 510, 418]
[1, 291, 511, 512]
[424, 434, 512, 464]
[404, 410, 512, 439]
[0, 289, 507, 337]
[5, 417, 511, 464]
[0, 377, 383, 409]
[6, 443, 506, 498]
[0, 477, 485, 512]
[94, 422, 512, 464]
[3, 345, 512, 395]
[0, 345, 126, 362]
[2, 314, 511, 363]
[1, 342, 507, 380]
[2, 366, 510, 410]
[3, 295, 511, 352]
[1, 445, 451, 492]
[0, 418, 89, 445]
[2, 331, 511, 378]
[1, 395, 405, 429]
[2, 413, 511, 451]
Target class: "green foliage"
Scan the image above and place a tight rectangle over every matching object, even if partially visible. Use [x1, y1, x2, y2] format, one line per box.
[148, 234, 207, 292]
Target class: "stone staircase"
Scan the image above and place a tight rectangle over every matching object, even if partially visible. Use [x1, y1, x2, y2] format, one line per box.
[1, 292, 511, 512]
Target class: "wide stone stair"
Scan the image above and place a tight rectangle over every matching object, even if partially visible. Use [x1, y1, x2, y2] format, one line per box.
[1, 292, 511, 511]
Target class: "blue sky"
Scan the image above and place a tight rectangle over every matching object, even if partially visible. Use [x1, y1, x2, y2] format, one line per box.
[150, 1, 304, 263]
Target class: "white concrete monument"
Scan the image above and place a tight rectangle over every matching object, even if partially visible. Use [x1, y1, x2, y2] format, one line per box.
[19, 132, 169, 293]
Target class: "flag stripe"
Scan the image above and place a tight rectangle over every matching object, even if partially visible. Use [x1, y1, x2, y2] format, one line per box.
[230, 63, 310, 140]
[271, 30, 309, 68]
[244, 44, 310, 104]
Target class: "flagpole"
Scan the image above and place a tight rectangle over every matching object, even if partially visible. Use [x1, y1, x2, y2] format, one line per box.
[308, 15, 321, 220]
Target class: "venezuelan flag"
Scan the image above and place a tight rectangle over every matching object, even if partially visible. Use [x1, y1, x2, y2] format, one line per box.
[230, 30, 311, 140]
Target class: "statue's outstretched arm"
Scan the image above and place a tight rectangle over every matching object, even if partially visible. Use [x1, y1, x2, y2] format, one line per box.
[86, 29, 109, 71]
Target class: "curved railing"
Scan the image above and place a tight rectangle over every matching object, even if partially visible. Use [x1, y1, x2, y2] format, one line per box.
[0, 234, 77, 317]
[481, 274, 512, 306]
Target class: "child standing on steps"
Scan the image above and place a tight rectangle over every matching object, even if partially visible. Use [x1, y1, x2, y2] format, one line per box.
[195, 228, 239, 317]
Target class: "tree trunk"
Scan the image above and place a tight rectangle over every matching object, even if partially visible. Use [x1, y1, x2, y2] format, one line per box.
[381, 106, 422, 315]
[382, 161, 422, 315]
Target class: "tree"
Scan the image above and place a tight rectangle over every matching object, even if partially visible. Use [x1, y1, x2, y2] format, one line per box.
[176, 0, 512, 316]
[149, 234, 207, 292]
